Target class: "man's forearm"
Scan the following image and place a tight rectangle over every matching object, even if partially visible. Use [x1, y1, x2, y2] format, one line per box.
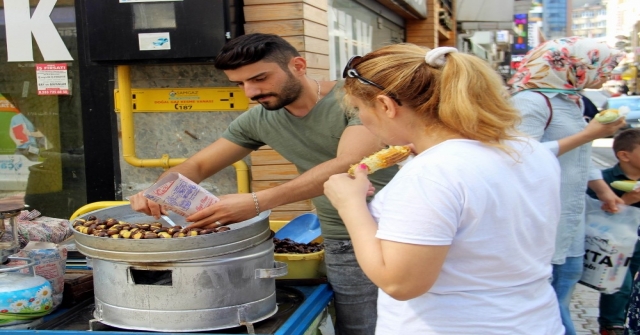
[250, 125, 384, 211]
[151, 139, 253, 186]
[258, 158, 353, 210]
[154, 160, 206, 185]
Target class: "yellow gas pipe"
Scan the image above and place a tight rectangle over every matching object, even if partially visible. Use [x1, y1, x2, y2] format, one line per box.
[116, 65, 250, 193]
[70, 67, 250, 220]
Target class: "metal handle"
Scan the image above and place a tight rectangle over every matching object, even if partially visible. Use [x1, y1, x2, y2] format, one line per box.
[255, 261, 288, 279]
[69, 201, 130, 221]
[0, 256, 36, 276]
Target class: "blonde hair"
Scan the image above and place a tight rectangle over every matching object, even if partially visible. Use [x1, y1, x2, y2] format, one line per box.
[343, 43, 521, 152]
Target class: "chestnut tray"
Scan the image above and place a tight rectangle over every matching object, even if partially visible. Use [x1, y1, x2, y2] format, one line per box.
[71, 205, 271, 262]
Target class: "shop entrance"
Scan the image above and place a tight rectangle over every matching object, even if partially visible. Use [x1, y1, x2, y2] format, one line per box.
[0, 1, 114, 218]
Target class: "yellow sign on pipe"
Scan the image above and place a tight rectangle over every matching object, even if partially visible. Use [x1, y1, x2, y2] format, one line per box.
[114, 87, 250, 112]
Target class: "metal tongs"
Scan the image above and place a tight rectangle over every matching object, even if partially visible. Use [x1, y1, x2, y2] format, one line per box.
[160, 215, 177, 227]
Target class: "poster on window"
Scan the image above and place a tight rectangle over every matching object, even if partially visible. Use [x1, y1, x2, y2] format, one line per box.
[35, 63, 70, 96]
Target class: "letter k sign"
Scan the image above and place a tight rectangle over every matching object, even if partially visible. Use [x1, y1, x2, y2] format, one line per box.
[4, 0, 73, 62]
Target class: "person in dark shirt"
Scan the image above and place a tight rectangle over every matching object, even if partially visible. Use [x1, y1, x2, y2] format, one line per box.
[620, 84, 630, 96]
[587, 128, 640, 335]
[582, 94, 600, 123]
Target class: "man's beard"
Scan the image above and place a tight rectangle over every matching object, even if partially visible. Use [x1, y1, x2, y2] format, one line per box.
[251, 73, 303, 110]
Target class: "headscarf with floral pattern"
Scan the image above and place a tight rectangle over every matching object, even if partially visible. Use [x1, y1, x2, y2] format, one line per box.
[509, 37, 623, 95]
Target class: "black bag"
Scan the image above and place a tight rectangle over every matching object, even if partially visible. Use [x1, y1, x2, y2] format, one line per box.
[581, 95, 599, 122]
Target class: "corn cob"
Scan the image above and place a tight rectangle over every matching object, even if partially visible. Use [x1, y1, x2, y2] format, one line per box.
[348, 145, 412, 176]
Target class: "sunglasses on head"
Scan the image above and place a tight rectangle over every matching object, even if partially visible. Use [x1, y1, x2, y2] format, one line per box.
[342, 56, 402, 106]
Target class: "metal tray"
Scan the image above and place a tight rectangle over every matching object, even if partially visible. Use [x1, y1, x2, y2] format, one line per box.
[71, 204, 271, 262]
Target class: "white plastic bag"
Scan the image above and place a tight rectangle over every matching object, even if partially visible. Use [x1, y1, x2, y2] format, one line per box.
[580, 197, 640, 294]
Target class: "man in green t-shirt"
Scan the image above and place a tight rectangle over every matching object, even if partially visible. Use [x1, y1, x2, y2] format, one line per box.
[130, 33, 397, 335]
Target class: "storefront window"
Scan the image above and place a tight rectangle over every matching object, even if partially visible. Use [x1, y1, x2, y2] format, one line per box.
[0, 1, 86, 218]
[328, 0, 405, 80]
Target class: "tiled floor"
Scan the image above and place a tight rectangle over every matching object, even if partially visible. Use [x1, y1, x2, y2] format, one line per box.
[572, 284, 603, 335]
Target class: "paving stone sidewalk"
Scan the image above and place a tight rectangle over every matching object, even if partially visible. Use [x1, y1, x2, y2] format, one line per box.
[572, 283, 604, 335]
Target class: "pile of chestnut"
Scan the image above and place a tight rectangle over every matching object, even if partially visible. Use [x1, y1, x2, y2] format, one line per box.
[72, 215, 230, 239]
[273, 237, 324, 254]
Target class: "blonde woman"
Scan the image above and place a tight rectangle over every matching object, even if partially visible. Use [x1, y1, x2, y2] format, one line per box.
[323, 44, 565, 334]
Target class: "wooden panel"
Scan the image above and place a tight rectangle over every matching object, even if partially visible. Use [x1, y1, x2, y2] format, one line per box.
[302, 3, 328, 26]
[251, 182, 315, 211]
[251, 149, 291, 165]
[274, 202, 315, 211]
[406, 30, 436, 38]
[405, 34, 436, 42]
[301, 52, 330, 69]
[282, 36, 305, 51]
[261, 199, 314, 211]
[269, 211, 313, 221]
[251, 164, 299, 180]
[407, 26, 436, 34]
[305, 0, 328, 11]
[438, 26, 451, 41]
[244, 19, 329, 40]
[282, 36, 329, 54]
[306, 68, 330, 81]
[244, 3, 327, 26]
[439, 0, 457, 47]
[405, 36, 436, 44]
[304, 20, 329, 40]
[245, 20, 305, 36]
[243, 0, 298, 4]
[252, 180, 318, 208]
[405, 0, 439, 48]
[304, 36, 329, 53]
[244, 0, 328, 11]
[244, 3, 305, 22]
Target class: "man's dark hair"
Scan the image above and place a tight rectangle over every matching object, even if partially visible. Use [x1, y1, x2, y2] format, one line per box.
[214, 33, 300, 71]
[613, 128, 640, 154]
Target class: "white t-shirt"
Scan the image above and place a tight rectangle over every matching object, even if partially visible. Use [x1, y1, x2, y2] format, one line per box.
[370, 138, 564, 335]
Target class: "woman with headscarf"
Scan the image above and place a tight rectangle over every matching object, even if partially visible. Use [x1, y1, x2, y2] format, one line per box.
[509, 37, 626, 335]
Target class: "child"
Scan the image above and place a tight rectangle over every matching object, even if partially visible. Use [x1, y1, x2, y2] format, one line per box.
[586, 128, 640, 335]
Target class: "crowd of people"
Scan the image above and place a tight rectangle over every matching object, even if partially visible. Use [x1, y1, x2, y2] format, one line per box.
[130, 34, 640, 335]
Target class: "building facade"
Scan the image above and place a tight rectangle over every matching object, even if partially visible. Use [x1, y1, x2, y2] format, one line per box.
[0, 0, 457, 220]
[606, 0, 640, 46]
[542, 0, 572, 39]
[571, 2, 607, 40]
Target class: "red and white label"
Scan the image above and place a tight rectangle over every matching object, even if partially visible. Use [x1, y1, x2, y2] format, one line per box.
[36, 63, 69, 95]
